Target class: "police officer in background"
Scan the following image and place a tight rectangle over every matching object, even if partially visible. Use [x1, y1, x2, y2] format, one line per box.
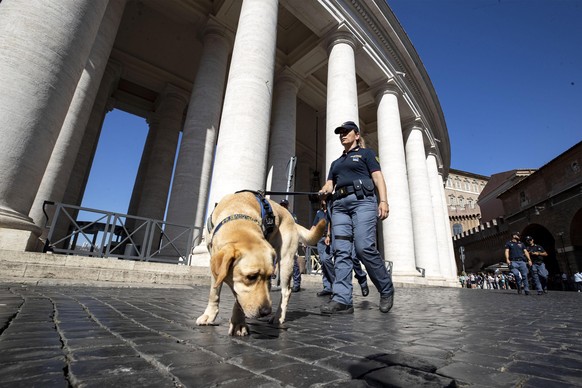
[319, 120, 394, 314]
[314, 200, 370, 298]
[504, 232, 532, 295]
[525, 236, 549, 295]
[280, 199, 302, 292]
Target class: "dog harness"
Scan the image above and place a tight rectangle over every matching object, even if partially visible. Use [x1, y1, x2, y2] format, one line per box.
[207, 191, 276, 249]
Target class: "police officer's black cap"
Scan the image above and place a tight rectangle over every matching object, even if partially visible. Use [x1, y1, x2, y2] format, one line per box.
[512, 231, 521, 237]
[525, 236, 533, 241]
[334, 121, 360, 134]
[280, 199, 289, 206]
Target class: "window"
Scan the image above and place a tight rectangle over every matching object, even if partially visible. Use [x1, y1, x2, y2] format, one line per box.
[453, 223, 463, 235]
[458, 196, 465, 209]
[519, 191, 529, 207]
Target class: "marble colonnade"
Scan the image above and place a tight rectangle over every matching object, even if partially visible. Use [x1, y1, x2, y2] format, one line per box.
[0, 0, 457, 285]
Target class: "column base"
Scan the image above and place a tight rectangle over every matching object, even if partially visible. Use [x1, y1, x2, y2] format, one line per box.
[0, 228, 39, 251]
[0, 207, 42, 251]
[189, 242, 211, 267]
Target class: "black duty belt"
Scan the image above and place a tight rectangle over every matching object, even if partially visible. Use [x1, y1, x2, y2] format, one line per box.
[511, 258, 524, 262]
[332, 185, 355, 201]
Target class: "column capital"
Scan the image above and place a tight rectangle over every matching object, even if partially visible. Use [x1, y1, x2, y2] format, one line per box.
[325, 23, 361, 54]
[155, 83, 189, 113]
[402, 117, 426, 142]
[372, 79, 401, 105]
[275, 67, 303, 91]
[203, 17, 234, 49]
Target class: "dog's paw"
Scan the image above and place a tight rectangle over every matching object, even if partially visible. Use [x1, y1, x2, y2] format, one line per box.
[228, 322, 250, 336]
[196, 314, 215, 326]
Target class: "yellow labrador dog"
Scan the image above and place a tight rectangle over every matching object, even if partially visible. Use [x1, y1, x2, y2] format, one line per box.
[196, 191, 325, 336]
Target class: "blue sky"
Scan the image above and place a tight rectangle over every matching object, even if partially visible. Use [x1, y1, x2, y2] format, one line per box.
[82, 0, 581, 213]
[389, 0, 581, 176]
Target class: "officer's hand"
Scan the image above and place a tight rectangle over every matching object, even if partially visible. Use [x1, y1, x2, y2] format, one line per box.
[378, 201, 389, 220]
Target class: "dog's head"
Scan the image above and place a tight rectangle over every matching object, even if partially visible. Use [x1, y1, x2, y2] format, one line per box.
[211, 240, 276, 319]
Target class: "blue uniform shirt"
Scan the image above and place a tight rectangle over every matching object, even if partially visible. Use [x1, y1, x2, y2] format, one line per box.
[505, 240, 527, 260]
[327, 147, 381, 188]
[312, 209, 329, 228]
[526, 244, 546, 264]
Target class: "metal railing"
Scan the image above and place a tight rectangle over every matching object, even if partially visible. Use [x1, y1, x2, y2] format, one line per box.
[43, 202, 202, 264]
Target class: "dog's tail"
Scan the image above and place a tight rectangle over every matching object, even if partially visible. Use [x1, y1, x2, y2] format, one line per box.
[297, 219, 326, 246]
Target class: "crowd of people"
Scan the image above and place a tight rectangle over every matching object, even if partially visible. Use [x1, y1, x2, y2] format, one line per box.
[459, 231, 582, 293]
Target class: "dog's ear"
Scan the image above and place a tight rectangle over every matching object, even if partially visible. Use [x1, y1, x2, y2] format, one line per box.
[211, 246, 239, 287]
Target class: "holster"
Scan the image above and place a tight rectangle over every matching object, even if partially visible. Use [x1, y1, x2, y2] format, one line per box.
[353, 178, 375, 199]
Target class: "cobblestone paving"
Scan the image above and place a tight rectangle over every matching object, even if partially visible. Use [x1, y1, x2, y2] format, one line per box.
[1, 282, 581, 387]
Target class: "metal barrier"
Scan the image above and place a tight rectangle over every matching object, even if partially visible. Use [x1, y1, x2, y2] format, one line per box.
[302, 245, 322, 274]
[43, 202, 202, 264]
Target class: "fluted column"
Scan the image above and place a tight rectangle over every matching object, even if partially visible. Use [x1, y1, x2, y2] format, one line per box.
[439, 172, 458, 278]
[325, 29, 360, 174]
[376, 86, 417, 276]
[427, 152, 453, 280]
[206, 0, 279, 208]
[0, 0, 109, 250]
[404, 123, 443, 279]
[50, 63, 123, 249]
[266, 68, 301, 207]
[131, 86, 189, 224]
[164, 22, 232, 253]
[29, 0, 128, 238]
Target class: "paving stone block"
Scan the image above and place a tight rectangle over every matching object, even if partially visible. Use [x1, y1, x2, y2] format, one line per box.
[278, 345, 341, 362]
[0, 358, 66, 381]
[506, 360, 582, 385]
[0, 372, 68, 388]
[69, 355, 157, 381]
[316, 355, 386, 379]
[171, 362, 256, 386]
[437, 361, 522, 386]
[364, 365, 456, 388]
[262, 362, 346, 388]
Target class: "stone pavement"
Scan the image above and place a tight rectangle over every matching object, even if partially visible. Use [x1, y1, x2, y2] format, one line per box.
[0, 282, 581, 388]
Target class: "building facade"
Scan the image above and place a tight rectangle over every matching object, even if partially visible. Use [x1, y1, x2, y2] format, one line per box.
[453, 142, 582, 280]
[444, 169, 489, 236]
[0, 0, 457, 285]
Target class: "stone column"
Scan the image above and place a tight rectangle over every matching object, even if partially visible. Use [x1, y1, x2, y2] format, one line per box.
[404, 123, 443, 280]
[376, 86, 418, 277]
[50, 63, 124, 249]
[438, 172, 457, 278]
[206, 0, 279, 208]
[266, 68, 301, 207]
[427, 152, 453, 281]
[131, 86, 188, 226]
[0, 0, 109, 250]
[325, 29, 360, 174]
[29, 0, 128, 239]
[164, 21, 232, 253]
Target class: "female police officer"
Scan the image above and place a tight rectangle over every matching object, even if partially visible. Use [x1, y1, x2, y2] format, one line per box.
[319, 120, 394, 314]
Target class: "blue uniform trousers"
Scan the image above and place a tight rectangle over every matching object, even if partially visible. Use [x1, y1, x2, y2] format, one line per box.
[317, 239, 334, 292]
[330, 193, 393, 305]
[510, 260, 530, 291]
[293, 254, 301, 288]
[531, 262, 548, 291]
[318, 240, 368, 292]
